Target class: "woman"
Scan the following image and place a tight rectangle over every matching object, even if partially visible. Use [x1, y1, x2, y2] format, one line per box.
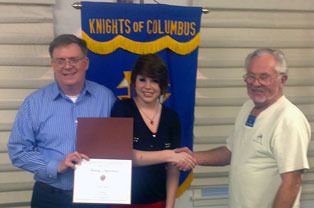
[111, 54, 195, 208]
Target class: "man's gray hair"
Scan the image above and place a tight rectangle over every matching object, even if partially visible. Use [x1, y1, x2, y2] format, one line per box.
[244, 48, 288, 74]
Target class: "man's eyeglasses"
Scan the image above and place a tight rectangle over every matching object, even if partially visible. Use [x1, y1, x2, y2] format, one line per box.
[243, 73, 282, 85]
[52, 57, 85, 67]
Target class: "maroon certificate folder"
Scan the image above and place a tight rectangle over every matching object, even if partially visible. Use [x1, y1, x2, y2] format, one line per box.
[76, 117, 133, 160]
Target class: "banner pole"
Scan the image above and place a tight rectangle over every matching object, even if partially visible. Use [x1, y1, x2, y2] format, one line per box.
[72, 2, 209, 13]
[72, 2, 82, 9]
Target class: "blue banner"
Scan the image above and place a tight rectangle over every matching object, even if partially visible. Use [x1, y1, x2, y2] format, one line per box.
[81, 1, 202, 195]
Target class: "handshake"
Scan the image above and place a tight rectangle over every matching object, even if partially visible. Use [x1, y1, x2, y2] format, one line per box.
[132, 147, 198, 171]
[171, 147, 198, 171]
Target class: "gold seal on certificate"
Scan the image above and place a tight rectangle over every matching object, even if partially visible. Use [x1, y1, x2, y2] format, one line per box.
[100, 174, 106, 181]
[73, 118, 133, 205]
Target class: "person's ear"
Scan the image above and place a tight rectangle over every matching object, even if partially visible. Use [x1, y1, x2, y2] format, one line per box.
[83, 56, 89, 71]
[280, 74, 288, 84]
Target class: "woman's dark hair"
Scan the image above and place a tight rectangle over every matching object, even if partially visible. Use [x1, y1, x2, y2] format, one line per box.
[131, 54, 169, 96]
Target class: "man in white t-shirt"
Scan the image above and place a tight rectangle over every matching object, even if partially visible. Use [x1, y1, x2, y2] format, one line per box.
[193, 48, 311, 208]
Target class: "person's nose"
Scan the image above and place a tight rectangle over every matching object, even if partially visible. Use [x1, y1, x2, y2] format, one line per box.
[144, 80, 152, 89]
[64, 60, 73, 69]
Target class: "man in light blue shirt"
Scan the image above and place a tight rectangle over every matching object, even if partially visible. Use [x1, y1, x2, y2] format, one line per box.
[8, 34, 116, 208]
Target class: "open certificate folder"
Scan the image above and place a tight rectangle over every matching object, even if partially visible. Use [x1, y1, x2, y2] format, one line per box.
[73, 118, 133, 204]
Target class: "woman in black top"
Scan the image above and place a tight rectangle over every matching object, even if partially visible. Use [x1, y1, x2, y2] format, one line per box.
[111, 54, 196, 208]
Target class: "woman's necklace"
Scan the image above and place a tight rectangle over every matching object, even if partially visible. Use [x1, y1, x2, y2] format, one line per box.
[137, 101, 160, 126]
[134, 98, 161, 137]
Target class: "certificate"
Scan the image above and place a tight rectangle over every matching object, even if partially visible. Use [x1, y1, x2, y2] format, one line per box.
[73, 159, 132, 204]
[74, 118, 133, 204]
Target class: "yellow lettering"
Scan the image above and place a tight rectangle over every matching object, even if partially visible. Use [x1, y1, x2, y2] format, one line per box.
[170, 21, 177, 35]
[190, 22, 196, 36]
[147, 19, 153, 34]
[89, 19, 95, 34]
[104, 19, 110, 34]
[138, 21, 144, 32]
[117, 19, 124, 34]
[95, 19, 103, 33]
[125, 19, 131, 34]
[157, 20, 164, 34]
[113, 19, 119, 34]
[164, 20, 170, 34]
[133, 21, 140, 32]
[182, 22, 188, 35]
[88, 18, 196, 36]
[177, 21, 183, 35]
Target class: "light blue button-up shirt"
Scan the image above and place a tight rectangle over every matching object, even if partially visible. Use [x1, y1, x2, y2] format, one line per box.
[8, 80, 116, 190]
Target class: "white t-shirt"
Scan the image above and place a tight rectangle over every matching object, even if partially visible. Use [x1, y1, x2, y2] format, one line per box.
[227, 96, 311, 208]
[66, 95, 79, 103]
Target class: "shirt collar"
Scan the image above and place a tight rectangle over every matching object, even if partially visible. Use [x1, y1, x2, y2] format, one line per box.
[50, 80, 94, 101]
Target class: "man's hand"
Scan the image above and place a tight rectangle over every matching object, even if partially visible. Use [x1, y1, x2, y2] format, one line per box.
[171, 147, 197, 171]
[175, 147, 194, 155]
[57, 151, 89, 173]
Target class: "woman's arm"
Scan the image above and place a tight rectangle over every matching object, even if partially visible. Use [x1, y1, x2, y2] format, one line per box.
[165, 164, 180, 208]
[133, 149, 196, 170]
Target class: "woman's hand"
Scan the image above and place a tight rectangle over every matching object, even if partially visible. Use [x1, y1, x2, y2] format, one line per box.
[170, 147, 197, 171]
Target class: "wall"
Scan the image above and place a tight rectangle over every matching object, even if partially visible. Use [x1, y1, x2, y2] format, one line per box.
[0, 0, 313, 207]
[53, 0, 192, 35]
[0, 1, 54, 206]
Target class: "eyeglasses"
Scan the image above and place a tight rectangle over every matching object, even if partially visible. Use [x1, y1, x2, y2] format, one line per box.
[243, 73, 282, 85]
[52, 57, 85, 67]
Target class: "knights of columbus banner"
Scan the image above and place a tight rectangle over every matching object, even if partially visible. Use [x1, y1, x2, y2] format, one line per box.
[81, 1, 202, 195]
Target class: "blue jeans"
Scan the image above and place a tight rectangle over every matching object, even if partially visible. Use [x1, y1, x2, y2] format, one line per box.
[31, 181, 109, 208]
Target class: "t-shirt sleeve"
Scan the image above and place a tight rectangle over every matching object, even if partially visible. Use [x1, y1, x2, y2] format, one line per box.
[272, 114, 311, 174]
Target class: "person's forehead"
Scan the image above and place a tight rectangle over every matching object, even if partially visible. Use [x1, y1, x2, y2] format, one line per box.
[52, 43, 81, 54]
[248, 54, 277, 72]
